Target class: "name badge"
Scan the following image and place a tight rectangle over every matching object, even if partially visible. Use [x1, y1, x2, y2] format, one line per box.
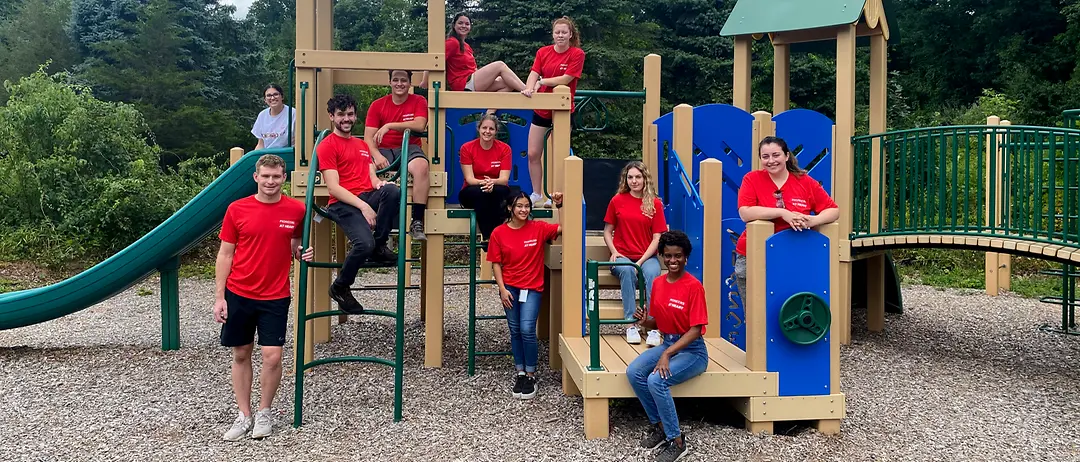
[518, 289, 529, 303]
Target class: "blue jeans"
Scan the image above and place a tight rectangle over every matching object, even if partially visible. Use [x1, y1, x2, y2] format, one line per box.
[611, 256, 662, 319]
[504, 285, 542, 373]
[626, 335, 709, 441]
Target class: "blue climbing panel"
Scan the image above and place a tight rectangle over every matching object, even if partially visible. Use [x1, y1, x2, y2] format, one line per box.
[443, 109, 535, 204]
[765, 229, 831, 397]
[773, 109, 834, 195]
[720, 218, 747, 349]
[663, 150, 704, 279]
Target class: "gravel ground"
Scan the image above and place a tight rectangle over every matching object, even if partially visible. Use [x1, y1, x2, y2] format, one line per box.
[2, 271, 1080, 461]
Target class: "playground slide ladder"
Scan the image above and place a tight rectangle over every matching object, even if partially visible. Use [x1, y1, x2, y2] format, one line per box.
[292, 82, 410, 425]
[584, 260, 648, 371]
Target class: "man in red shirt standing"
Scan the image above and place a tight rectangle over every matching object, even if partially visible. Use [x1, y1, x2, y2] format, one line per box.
[213, 154, 313, 441]
[320, 94, 403, 314]
[365, 69, 430, 241]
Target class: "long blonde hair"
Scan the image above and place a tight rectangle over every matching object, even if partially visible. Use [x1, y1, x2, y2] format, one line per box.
[616, 161, 657, 216]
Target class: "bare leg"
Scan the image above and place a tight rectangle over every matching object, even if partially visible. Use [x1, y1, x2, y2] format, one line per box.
[231, 344, 254, 416]
[257, 346, 282, 410]
[472, 61, 527, 92]
[527, 123, 547, 197]
[409, 157, 430, 205]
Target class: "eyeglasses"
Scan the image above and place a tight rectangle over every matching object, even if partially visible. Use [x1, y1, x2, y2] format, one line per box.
[264, 93, 281, 99]
[773, 190, 785, 209]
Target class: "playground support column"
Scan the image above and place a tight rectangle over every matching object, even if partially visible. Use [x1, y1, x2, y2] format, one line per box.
[751, 111, 775, 172]
[985, 116, 1012, 295]
[159, 256, 180, 351]
[866, 254, 885, 332]
[422, 2, 446, 367]
[700, 159, 723, 338]
[744, 220, 773, 435]
[673, 105, 694, 188]
[229, 147, 244, 165]
[733, 36, 752, 111]
[773, 43, 790, 115]
[547, 267, 563, 370]
[863, 33, 889, 338]
[311, 211, 332, 344]
[835, 24, 857, 345]
[643, 54, 662, 186]
[560, 156, 585, 388]
[311, 5, 334, 347]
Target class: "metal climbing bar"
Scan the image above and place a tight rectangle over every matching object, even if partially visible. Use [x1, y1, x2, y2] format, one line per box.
[292, 89, 411, 425]
[584, 260, 647, 372]
[444, 208, 506, 376]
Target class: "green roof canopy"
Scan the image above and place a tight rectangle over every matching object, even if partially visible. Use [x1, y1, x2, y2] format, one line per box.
[721, 0, 869, 36]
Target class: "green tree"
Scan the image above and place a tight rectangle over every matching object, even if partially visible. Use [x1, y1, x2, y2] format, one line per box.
[0, 0, 80, 102]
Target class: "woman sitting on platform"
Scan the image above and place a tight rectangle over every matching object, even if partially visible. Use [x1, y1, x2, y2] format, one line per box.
[459, 114, 514, 243]
[734, 136, 839, 301]
[487, 190, 564, 400]
[603, 161, 667, 346]
[437, 12, 529, 93]
[627, 230, 708, 462]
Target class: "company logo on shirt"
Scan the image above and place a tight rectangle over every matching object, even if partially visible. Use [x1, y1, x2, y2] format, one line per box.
[559, 63, 568, 71]
[668, 298, 686, 310]
[523, 238, 538, 248]
[402, 112, 416, 122]
[791, 198, 808, 209]
[279, 219, 297, 230]
[490, 161, 501, 168]
[263, 132, 280, 139]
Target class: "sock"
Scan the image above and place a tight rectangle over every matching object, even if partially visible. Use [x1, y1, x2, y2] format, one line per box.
[411, 203, 426, 221]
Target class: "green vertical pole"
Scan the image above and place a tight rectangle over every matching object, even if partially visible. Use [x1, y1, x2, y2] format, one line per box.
[467, 210, 478, 377]
[393, 131, 410, 422]
[293, 81, 310, 428]
[587, 261, 602, 371]
[159, 256, 180, 351]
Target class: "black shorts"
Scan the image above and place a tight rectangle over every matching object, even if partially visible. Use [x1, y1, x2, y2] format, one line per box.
[531, 113, 552, 128]
[379, 145, 427, 170]
[220, 288, 290, 347]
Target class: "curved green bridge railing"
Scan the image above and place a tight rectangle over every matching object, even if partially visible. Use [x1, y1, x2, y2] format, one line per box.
[851, 124, 1080, 259]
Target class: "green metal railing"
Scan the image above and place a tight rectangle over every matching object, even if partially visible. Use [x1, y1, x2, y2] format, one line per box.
[584, 260, 646, 372]
[293, 80, 410, 425]
[572, 89, 647, 132]
[443, 209, 503, 376]
[1040, 109, 1080, 335]
[852, 125, 1080, 249]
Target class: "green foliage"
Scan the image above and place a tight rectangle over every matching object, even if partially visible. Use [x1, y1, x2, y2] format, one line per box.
[0, 0, 80, 102]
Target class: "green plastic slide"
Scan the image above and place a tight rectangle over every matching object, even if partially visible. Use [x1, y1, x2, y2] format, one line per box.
[0, 148, 295, 330]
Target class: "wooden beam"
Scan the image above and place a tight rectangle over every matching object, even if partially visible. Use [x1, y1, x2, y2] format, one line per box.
[745, 221, 773, 371]
[551, 87, 573, 194]
[700, 159, 724, 338]
[295, 50, 444, 71]
[561, 157, 585, 340]
[769, 23, 885, 46]
[751, 111, 774, 172]
[334, 70, 425, 87]
[643, 54, 662, 169]
[733, 36, 752, 111]
[869, 34, 887, 234]
[432, 90, 571, 111]
[773, 43, 790, 115]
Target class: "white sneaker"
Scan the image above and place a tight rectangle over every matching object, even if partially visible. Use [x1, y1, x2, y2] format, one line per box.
[223, 411, 253, 441]
[626, 326, 642, 344]
[542, 198, 553, 208]
[645, 330, 662, 347]
[251, 408, 273, 439]
[530, 192, 544, 206]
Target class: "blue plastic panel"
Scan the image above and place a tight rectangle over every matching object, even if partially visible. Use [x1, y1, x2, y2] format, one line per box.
[444, 109, 534, 204]
[765, 229, 831, 396]
[720, 218, 747, 349]
[773, 109, 835, 195]
[653, 111, 673, 198]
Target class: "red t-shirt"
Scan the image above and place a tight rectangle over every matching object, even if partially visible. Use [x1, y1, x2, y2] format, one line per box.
[318, 132, 373, 205]
[530, 45, 585, 120]
[365, 94, 427, 150]
[220, 195, 306, 300]
[487, 220, 560, 291]
[459, 139, 511, 189]
[649, 272, 709, 335]
[603, 193, 667, 261]
[735, 169, 839, 255]
[446, 37, 476, 92]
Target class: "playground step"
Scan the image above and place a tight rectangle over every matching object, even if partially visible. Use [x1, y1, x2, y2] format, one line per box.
[587, 299, 630, 321]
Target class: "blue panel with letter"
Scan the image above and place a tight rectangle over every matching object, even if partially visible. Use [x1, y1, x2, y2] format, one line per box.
[720, 218, 746, 349]
[444, 109, 535, 204]
[765, 229, 831, 396]
[773, 109, 834, 195]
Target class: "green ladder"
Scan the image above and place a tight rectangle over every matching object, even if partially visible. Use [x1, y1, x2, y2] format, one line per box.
[584, 260, 647, 371]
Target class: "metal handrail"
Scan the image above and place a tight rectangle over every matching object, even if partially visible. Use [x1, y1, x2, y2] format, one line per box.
[585, 259, 647, 371]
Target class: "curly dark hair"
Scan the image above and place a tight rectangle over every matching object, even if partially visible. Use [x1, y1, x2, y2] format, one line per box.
[658, 230, 692, 258]
[326, 94, 357, 115]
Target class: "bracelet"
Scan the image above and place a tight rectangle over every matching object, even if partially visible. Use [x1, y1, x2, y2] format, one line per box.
[555, 203, 563, 209]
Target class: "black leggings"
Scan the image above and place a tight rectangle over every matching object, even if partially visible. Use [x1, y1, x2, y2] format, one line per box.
[459, 184, 514, 240]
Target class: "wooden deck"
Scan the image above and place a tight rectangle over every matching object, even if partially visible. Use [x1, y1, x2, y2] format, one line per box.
[559, 334, 778, 399]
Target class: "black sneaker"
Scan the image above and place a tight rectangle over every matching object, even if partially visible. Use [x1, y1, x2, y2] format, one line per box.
[518, 375, 537, 400]
[640, 423, 666, 450]
[329, 283, 364, 314]
[654, 437, 688, 462]
[409, 219, 427, 241]
[371, 246, 398, 264]
[512, 373, 526, 399]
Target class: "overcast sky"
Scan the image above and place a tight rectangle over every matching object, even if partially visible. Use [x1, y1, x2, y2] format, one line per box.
[221, 0, 253, 18]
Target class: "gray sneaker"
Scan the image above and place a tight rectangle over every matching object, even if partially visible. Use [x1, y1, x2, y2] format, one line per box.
[640, 423, 666, 450]
[409, 219, 427, 241]
[654, 436, 689, 462]
[223, 412, 252, 441]
[251, 408, 273, 439]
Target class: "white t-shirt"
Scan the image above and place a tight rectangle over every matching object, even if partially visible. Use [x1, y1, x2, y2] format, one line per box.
[251, 105, 295, 149]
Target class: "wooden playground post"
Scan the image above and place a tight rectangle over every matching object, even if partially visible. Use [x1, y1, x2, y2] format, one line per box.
[751, 111, 775, 171]
[422, 0, 446, 368]
[773, 43, 790, 115]
[985, 116, 1011, 295]
[673, 104, 694, 185]
[863, 31, 889, 338]
[733, 36, 752, 111]
[560, 156, 585, 393]
[700, 159, 723, 337]
[743, 220, 773, 434]
[835, 24, 857, 340]
[643, 54, 662, 187]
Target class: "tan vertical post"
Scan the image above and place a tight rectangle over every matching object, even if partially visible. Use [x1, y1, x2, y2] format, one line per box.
[335, 224, 349, 325]
[835, 25, 857, 340]
[552, 86, 573, 194]
[561, 157, 585, 392]
[866, 252, 885, 332]
[312, 211, 332, 343]
[772, 43, 790, 115]
[648, 124, 658, 182]
[700, 159, 723, 337]
[864, 33, 889, 337]
[548, 267, 563, 370]
[744, 221, 773, 371]
[230, 147, 244, 165]
[422, 1, 447, 367]
[673, 104, 694, 190]
[998, 120, 1012, 291]
[733, 36, 752, 111]
[751, 111, 774, 171]
[984, 116, 1001, 295]
[643, 54, 662, 182]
